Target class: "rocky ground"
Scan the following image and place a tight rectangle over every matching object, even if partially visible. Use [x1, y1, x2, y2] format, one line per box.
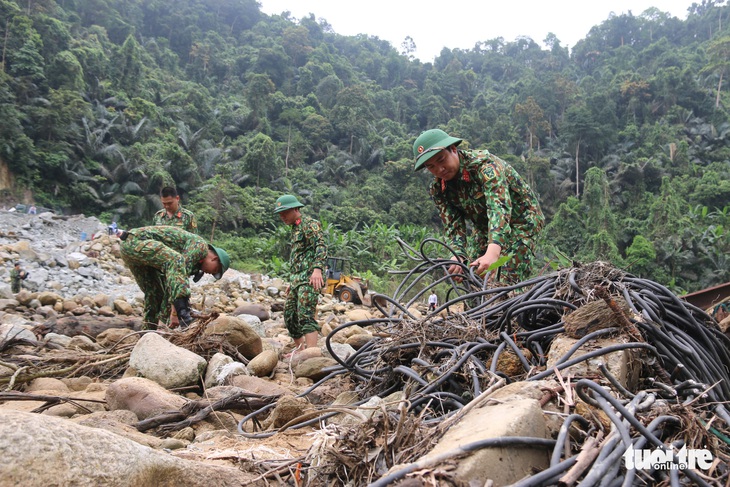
[1, 211, 729, 486]
[0, 211, 393, 486]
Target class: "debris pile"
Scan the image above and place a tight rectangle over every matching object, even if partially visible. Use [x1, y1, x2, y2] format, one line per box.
[0, 225, 729, 486]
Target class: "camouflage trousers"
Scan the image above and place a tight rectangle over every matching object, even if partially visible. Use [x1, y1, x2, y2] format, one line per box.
[283, 284, 321, 339]
[11, 279, 21, 293]
[120, 237, 190, 329]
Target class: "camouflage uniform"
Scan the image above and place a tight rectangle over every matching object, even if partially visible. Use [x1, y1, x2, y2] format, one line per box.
[153, 206, 198, 234]
[431, 149, 545, 284]
[120, 226, 208, 328]
[10, 267, 24, 293]
[284, 215, 327, 339]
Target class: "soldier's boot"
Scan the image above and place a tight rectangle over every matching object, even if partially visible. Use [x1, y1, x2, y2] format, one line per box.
[173, 297, 193, 330]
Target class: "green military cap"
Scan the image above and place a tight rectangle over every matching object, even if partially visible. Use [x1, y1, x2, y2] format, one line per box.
[412, 129, 462, 171]
[273, 194, 305, 214]
[211, 246, 230, 279]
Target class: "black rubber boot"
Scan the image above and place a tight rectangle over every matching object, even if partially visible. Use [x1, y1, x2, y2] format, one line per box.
[173, 297, 193, 329]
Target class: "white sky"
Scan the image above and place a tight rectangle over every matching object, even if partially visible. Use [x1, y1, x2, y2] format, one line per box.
[258, 0, 701, 62]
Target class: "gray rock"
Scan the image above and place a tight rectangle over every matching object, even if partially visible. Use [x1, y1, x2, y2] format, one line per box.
[204, 352, 248, 388]
[0, 323, 36, 344]
[129, 333, 207, 389]
[0, 410, 254, 486]
[106, 376, 188, 420]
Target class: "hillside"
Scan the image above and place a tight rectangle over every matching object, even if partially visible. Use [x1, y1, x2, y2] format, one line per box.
[0, 0, 728, 294]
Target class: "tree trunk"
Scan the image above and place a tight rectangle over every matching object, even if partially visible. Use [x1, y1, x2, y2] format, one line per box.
[575, 142, 581, 197]
[716, 70, 723, 108]
[42, 315, 144, 338]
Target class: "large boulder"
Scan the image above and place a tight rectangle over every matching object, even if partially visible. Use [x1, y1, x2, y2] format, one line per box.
[0, 410, 255, 486]
[203, 353, 247, 388]
[247, 349, 279, 377]
[129, 333, 206, 389]
[204, 315, 262, 359]
[232, 303, 270, 322]
[106, 377, 187, 420]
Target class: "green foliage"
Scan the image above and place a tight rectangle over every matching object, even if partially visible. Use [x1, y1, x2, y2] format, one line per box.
[2, 0, 730, 293]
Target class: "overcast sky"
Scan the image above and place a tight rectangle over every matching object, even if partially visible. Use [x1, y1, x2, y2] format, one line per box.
[258, 0, 701, 62]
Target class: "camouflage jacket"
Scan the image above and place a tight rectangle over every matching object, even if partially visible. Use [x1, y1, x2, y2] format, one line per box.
[287, 215, 327, 287]
[126, 226, 208, 279]
[153, 206, 198, 234]
[430, 149, 545, 260]
[10, 268, 22, 283]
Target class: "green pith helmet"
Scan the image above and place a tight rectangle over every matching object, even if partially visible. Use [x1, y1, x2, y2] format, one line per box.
[273, 194, 304, 214]
[412, 129, 463, 171]
[211, 246, 230, 280]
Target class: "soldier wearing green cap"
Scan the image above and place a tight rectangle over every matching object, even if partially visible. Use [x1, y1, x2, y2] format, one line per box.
[153, 186, 198, 234]
[274, 194, 327, 350]
[119, 226, 230, 329]
[413, 129, 545, 284]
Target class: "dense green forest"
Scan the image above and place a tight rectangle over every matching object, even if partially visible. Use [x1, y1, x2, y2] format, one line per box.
[1, 0, 729, 294]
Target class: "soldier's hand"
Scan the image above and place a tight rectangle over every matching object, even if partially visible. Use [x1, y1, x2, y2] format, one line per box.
[310, 268, 324, 291]
[447, 257, 464, 282]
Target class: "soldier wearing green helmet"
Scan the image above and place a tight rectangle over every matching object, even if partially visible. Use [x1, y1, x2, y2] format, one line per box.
[413, 128, 545, 284]
[119, 226, 230, 329]
[274, 194, 327, 351]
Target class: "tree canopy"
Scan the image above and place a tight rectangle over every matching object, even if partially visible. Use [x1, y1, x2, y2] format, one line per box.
[0, 0, 728, 293]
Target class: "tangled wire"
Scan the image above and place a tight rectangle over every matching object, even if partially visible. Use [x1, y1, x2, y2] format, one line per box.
[239, 238, 730, 486]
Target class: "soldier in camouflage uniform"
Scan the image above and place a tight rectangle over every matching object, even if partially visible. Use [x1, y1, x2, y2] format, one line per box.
[413, 129, 545, 284]
[119, 226, 229, 329]
[274, 195, 327, 350]
[153, 186, 198, 233]
[10, 262, 27, 293]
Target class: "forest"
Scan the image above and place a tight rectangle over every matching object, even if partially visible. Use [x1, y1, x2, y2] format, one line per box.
[0, 0, 729, 294]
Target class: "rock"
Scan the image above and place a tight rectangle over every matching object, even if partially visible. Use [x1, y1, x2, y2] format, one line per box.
[345, 333, 373, 350]
[113, 299, 134, 315]
[0, 322, 37, 343]
[496, 349, 533, 377]
[294, 357, 338, 381]
[232, 303, 270, 322]
[247, 349, 278, 377]
[0, 410, 255, 486]
[546, 334, 640, 390]
[326, 342, 356, 362]
[287, 346, 322, 366]
[415, 399, 551, 485]
[719, 313, 730, 333]
[160, 438, 188, 450]
[228, 375, 291, 397]
[345, 308, 372, 322]
[96, 328, 139, 348]
[204, 315, 263, 359]
[44, 389, 107, 417]
[263, 395, 312, 429]
[72, 409, 163, 448]
[62, 376, 94, 392]
[93, 293, 112, 308]
[67, 334, 103, 351]
[26, 378, 70, 393]
[14, 289, 33, 306]
[203, 353, 247, 388]
[0, 298, 19, 310]
[129, 333, 207, 389]
[106, 377, 188, 420]
[37, 291, 62, 306]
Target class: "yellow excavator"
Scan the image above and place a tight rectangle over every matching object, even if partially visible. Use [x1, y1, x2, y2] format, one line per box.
[324, 257, 372, 305]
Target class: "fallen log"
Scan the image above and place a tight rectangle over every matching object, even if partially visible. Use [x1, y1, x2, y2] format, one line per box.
[135, 390, 281, 433]
[40, 316, 144, 338]
[0, 391, 106, 414]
